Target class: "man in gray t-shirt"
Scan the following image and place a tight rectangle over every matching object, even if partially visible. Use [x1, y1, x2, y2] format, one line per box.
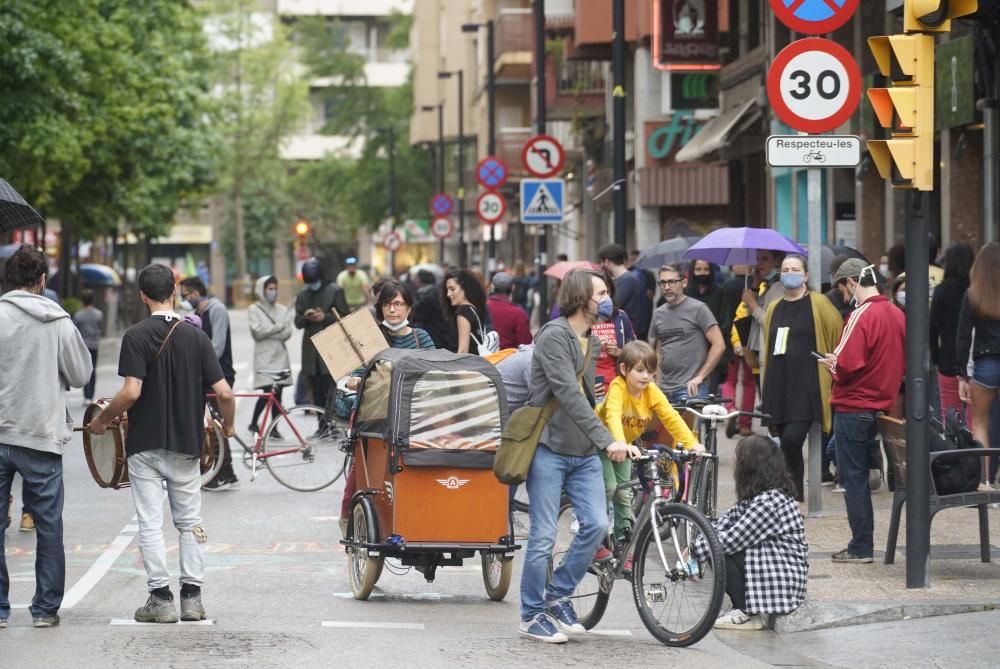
[649, 263, 725, 405]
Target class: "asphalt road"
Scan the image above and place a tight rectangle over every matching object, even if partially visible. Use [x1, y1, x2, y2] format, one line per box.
[4, 308, 1000, 668]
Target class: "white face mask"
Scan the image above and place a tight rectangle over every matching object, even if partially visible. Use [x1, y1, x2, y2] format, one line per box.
[896, 291, 906, 308]
[179, 299, 193, 311]
[382, 319, 409, 332]
[265, 288, 278, 304]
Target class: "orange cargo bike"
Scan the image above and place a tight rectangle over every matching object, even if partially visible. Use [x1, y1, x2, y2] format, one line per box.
[341, 348, 519, 601]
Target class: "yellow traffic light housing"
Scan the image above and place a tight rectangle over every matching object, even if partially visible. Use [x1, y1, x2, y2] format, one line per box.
[903, 0, 977, 33]
[866, 33, 935, 191]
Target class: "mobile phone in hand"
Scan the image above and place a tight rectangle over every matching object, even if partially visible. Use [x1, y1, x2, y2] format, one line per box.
[811, 351, 826, 361]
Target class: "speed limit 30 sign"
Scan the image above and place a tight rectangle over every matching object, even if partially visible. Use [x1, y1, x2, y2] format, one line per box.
[767, 38, 861, 135]
[476, 191, 506, 224]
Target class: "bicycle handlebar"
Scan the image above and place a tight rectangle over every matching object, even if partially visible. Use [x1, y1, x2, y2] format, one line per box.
[684, 405, 771, 422]
[634, 446, 717, 464]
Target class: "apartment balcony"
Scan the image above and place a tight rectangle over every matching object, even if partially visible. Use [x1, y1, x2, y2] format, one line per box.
[539, 59, 608, 121]
[279, 134, 361, 161]
[495, 8, 532, 82]
[498, 127, 532, 176]
[545, 0, 575, 29]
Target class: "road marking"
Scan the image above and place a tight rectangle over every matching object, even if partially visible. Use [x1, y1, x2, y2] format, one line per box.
[588, 629, 634, 637]
[110, 619, 216, 626]
[322, 621, 424, 630]
[332, 592, 453, 600]
[310, 516, 342, 521]
[62, 516, 138, 610]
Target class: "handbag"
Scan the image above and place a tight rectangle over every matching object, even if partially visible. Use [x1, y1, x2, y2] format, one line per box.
[469, 306, 501, 355]
[493, 339, 591, 485]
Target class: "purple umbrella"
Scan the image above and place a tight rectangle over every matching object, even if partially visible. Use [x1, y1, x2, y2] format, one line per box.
[683, 227, 807, 267]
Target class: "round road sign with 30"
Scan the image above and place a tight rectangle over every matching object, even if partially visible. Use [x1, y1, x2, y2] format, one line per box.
[476, 191, 506, 224]
[430, 216, 453, 239]
[766, 38, 860, 135]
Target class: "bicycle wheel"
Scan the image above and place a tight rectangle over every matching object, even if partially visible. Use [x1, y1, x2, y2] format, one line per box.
[262, 405, 347, 492]
[481, 553, 513, 601]
[690, 457, 718, 521]
[512, 484, 530, 513]
[631, 502, 724, 647]
[200, 420, 225, 487]
[551, 502, 611, 629]
[348, 497, 383, 600]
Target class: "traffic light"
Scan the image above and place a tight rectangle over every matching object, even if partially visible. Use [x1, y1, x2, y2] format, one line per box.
[903, 0, 977, 33]
[866, 34, 935, 190]
[294, 220, 309, 238]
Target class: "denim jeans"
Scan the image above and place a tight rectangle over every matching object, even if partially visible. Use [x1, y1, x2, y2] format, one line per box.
[520, 444, 608, 621]
[128, 449, 205, 591]
[0, 444, 65, 619]
[834, 412, 879, 557]
[664, 385, 708, 408]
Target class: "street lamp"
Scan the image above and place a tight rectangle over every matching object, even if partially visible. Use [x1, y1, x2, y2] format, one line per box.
[421, 103, 446, 263]
[376, 126, 397, 276]
[438, 69, 466, 268]
[461, 20, 498, 272]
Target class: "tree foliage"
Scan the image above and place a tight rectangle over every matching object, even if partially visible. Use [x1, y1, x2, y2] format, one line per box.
[0, 0, 220, 240]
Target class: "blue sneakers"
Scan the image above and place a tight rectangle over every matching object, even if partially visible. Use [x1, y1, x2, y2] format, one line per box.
[519, 613, 569, 643]
[547, 600, 586, 634]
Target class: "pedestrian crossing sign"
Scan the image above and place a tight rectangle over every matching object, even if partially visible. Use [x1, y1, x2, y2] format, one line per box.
[520, 178, 565, 224]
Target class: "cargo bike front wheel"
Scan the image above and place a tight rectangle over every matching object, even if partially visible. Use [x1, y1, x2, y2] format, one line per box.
[347, 497, 384, 600]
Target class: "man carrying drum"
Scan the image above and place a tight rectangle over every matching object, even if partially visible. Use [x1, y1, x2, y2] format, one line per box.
[89, 264, 235, 623]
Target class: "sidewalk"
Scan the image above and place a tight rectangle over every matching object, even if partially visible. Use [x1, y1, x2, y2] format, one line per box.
[712, 431, 1000, 634]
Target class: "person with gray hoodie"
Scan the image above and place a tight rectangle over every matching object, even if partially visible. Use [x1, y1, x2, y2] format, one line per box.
[0, 245, 93, 629]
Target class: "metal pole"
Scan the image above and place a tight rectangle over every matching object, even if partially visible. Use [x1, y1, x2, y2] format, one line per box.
[458, 70, 467, 268]
[981, 99, 997, 244]
[487, 19, 498, 273]
[534, 0, 548, 323]
[904, 189, 931, 589]
[612, 0, 627, 246]
[806, 168, 823, 516]
[388, 126, 397, 278]
[438, 103, 446, 264]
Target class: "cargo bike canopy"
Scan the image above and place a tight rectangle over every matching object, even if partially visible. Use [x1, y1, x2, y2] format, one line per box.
[353, 348, 508, 468]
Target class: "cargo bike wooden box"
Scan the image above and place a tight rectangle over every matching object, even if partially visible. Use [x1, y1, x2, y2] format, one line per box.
[341, 348, 519, 600]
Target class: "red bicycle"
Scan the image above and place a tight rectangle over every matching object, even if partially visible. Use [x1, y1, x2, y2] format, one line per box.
[206, 369, 351, 492]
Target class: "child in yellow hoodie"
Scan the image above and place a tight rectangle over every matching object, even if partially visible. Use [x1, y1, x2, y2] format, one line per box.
[596, 341, 701, 546]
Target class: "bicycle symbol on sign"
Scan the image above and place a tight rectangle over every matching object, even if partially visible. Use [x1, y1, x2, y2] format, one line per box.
[802, 150, 826, 164]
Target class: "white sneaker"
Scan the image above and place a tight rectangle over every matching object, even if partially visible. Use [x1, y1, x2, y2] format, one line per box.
[832, 484, 845, 493]
[713, 608, 765, 630]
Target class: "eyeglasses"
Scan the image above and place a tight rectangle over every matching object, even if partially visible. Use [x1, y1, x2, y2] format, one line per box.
[384, 300, 408, 311]
[658, 278, 683, 287]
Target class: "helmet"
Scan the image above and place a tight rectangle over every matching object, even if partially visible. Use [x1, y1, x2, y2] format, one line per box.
[301, 258, 323, 284]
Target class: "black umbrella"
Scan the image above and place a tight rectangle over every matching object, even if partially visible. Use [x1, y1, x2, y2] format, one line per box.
[0, 178, 44, 233]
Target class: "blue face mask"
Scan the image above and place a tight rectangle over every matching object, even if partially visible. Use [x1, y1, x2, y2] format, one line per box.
[595, 297, 614, 320]
[307, 281, 322, 291]
[780, 273, 806, 291]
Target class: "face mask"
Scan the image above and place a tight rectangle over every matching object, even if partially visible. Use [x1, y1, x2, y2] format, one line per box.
[179, 299, 194, 311]
[780, 273, 806, 291]
[896, 291, 906, 308]
[594, 297, 614, 320]
[764, 268, 778, 282]
[265, 289, 278, 304]
[382, 318, 409, 332]
[879, 263, 889, 276]
[307, 281, 322, 291]
[693, 274, 711, 287]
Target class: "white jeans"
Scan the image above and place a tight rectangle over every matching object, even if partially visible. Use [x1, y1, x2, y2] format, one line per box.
[127, 449, 205, 591]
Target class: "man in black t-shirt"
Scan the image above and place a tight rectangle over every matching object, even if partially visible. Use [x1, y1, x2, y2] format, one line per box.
[89, 264, 235, 624]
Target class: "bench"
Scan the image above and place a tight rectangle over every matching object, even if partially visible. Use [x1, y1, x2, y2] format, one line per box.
[877, 414, 1000, 565]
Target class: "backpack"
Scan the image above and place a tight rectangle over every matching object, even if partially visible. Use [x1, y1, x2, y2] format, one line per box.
[928, 409, 981, 495]
[468, 306, 500, 355]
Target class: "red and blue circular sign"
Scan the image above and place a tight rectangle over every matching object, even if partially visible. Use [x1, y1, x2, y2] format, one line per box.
[476, 156, 508, 190]
[429, 193, 454, 217]
[769, 0, 859, 35]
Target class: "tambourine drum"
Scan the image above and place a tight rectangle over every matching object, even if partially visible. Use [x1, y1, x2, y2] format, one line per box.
[82, 399, 130, 489]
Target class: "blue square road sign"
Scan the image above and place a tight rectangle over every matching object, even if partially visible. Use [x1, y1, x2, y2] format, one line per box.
[520, 179, 564, 224]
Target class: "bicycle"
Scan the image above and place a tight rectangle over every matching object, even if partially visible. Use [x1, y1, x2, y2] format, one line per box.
[206, 369, 351, 492]
[552, 446, 725, 647]
[683, 395, 770, 520]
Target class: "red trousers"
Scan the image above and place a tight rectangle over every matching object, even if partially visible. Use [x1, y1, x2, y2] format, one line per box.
[722, 357, 756, 430]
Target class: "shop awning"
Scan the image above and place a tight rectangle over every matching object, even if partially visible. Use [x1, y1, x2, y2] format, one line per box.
[675, 99, 760, 163]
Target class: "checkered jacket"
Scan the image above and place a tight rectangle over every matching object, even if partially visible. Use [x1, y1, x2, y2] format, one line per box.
[693, 489, 808, 614]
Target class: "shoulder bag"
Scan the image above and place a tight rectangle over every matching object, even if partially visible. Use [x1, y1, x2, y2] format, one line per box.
[493, 338, 590, 485]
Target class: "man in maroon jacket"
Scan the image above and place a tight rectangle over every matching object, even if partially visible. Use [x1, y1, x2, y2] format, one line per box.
[487, 272, 532, 350]
[819, 259, 905, 563]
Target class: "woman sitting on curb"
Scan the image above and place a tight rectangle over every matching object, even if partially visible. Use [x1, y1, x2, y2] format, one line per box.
[693, 434, 808, 630]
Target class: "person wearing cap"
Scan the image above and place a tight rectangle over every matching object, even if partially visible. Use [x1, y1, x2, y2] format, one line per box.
[295, 258, 350, 413]
[487, 271, 532, 350]
[336, 257, 371, 313]
[819, 258, 904, 564]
